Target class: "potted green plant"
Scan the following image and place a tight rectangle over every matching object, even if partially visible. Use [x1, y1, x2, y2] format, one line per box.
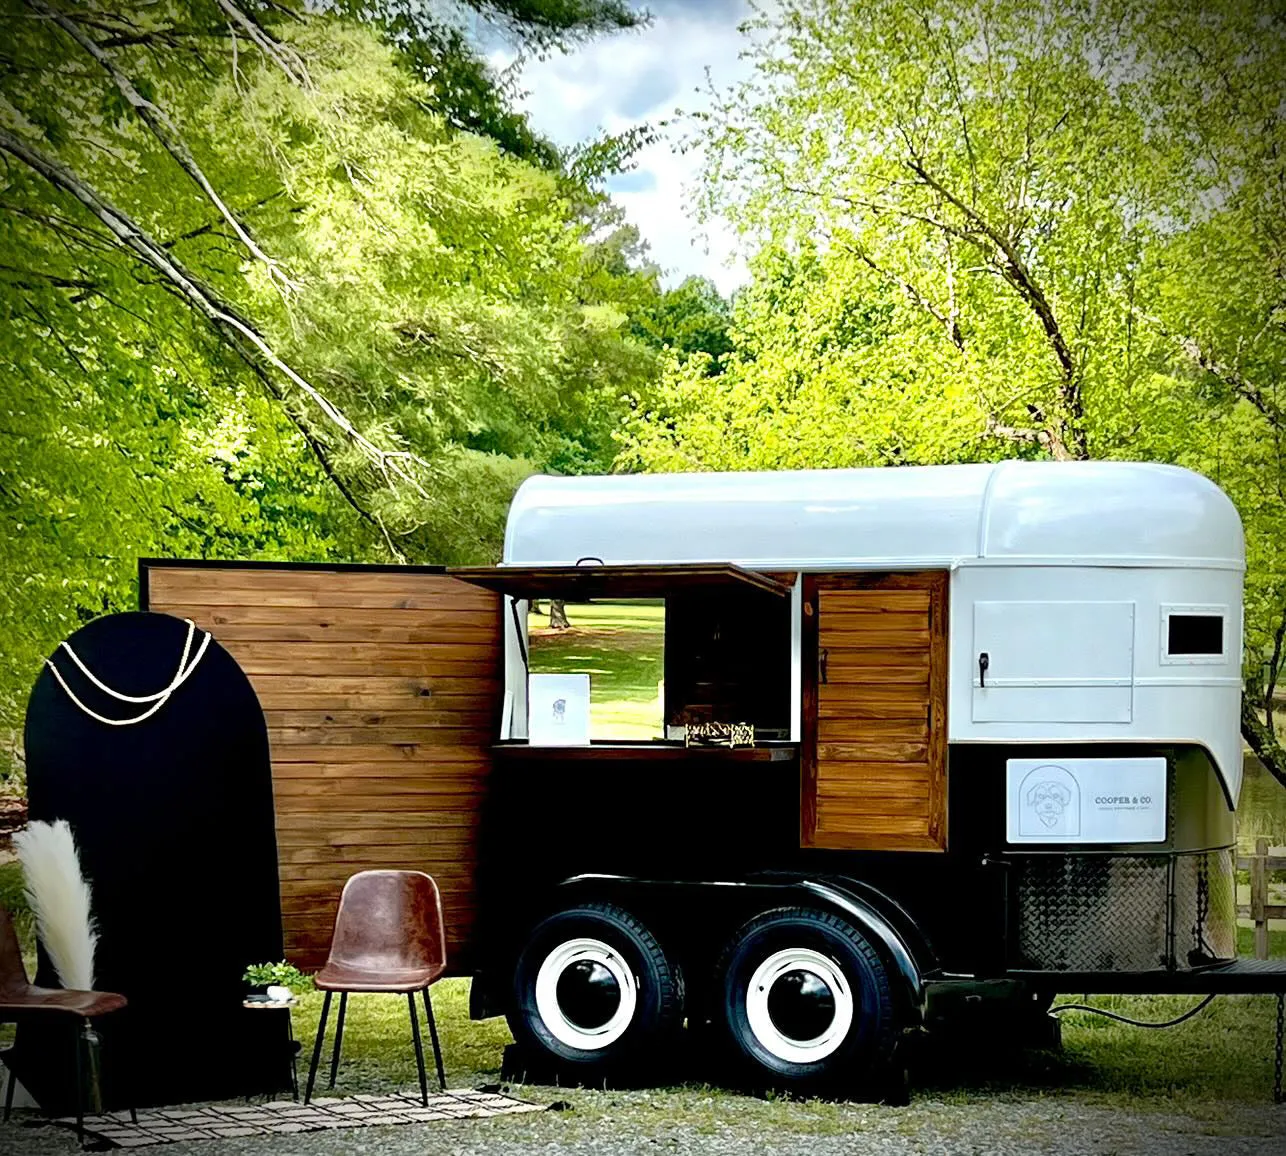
[243, 960, 314, 1003]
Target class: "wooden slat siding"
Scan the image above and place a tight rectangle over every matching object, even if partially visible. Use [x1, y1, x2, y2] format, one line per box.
[145, 564, 501, 972]
[801, 572, 948, 852]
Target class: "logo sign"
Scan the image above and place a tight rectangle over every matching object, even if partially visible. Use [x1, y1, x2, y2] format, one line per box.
[1006, 757, 1167, 844]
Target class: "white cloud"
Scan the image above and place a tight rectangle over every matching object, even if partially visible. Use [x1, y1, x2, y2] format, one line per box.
[494, 1, 759, 295]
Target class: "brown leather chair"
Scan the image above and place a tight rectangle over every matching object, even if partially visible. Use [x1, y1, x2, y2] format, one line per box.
[303, 870, 447, 1105]
[0, 905, 133, 1145]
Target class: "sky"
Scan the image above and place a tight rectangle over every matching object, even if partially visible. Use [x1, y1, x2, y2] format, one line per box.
[492, 0, 758, 295]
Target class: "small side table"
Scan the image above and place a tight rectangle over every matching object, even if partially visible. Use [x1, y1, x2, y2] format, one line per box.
[241, 996, 299, 1100]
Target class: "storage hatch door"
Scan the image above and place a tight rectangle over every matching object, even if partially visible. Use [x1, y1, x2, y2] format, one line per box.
[971, 601, 1134, 724]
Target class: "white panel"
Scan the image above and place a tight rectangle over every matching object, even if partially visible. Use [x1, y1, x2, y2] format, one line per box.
[527, 674, 590, 746]
[1006, 757, 1167, 844]
[790, 574, 802, 742]
[972, 601, 1134, 723]
[974, 685, 1133, 724]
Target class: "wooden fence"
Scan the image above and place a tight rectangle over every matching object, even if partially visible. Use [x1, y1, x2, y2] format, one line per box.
[1237, 838, 1286, 960]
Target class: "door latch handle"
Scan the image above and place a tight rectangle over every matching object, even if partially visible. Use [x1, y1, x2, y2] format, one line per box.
[819, 647, 828, 685]
[978, 651, 989, 688]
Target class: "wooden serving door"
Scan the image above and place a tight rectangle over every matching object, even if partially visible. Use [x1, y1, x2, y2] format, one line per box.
[801, 572, 948, 852]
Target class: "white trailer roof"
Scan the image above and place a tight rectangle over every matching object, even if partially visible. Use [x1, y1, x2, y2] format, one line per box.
[503, 461, 1244, 571]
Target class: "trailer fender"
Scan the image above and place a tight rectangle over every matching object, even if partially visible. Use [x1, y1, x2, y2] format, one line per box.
[783, 879, 926, 1018]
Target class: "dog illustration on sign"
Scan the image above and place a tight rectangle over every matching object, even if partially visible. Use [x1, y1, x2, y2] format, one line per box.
[1018, 765, 1080, 838]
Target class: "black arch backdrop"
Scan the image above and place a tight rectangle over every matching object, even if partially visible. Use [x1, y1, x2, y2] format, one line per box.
[21, 611, 287, 1109]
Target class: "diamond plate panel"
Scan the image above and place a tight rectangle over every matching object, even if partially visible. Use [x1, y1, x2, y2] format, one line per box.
[1014, 850, 1238, 972]
[1175, 849, 1237, 965]
[1015, 856, 1169, 972]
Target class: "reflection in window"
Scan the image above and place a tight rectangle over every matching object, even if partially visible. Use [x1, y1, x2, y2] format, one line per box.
[528, 599, 665, 740]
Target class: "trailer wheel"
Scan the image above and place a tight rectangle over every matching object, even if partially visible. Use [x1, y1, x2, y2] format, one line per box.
[717, 907, 896, 1091]
[509, 902, 683, 1076]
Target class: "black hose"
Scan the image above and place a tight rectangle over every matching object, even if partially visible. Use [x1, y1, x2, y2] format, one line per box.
[1050, 994, 1218, 1029]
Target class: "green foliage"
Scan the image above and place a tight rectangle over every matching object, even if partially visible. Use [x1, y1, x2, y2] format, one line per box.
[631, 276, 733, 371]
[242, 959, 315, 992]
[621, 0, 1286, 779]
[0, 860, 34, 959]
[0, 1, 659, 775]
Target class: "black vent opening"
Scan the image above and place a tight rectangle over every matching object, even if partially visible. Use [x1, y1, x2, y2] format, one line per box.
[1167, 614, 1223, 656]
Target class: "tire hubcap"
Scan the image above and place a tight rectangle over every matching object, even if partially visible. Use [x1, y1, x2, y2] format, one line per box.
[556, 959, 621, 1031]
[745, 947, 854, 1063]
[535, 937, 638, 1050]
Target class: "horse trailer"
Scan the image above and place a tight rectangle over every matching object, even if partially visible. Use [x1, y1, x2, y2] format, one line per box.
[133, 460, 1286, 1093]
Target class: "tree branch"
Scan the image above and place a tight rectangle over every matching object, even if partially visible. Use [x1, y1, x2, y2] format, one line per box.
[984, 415, 1073, 460]
[847, 244, 964, 351]
[0, 123, 436, 515]
[32, 0, 299, 297]
[1242, 694, 1286, 792]
[212, 0, 312, 89]
[1172, 330, 1285, 430]
[904, 157, 1088, 458]
[1265, 604, 1286, 727]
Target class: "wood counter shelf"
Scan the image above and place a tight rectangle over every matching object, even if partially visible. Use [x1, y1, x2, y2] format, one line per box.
[492, 743, 798, 763]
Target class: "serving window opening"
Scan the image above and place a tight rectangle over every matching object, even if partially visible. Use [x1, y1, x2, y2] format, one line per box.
[451, 564, 795, 747]
[528, 598, 666, 741]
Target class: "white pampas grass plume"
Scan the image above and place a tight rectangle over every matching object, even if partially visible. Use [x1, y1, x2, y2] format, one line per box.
[13, 819, 97, 991]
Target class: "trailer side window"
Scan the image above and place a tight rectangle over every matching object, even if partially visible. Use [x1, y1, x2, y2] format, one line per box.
[1165, 611, 1224, 658]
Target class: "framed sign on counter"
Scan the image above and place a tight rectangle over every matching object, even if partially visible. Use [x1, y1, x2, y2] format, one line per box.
[527, 673, 591, 745]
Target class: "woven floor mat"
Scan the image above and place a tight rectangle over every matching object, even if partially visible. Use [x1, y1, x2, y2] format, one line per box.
[55, 1089, 544, 1148]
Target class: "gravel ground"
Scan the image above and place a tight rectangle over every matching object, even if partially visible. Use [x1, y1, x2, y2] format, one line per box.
[2, 1089, 1283, 1156]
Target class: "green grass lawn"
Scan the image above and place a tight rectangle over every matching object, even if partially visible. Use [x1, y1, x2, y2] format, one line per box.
[528, 599, 665, 739]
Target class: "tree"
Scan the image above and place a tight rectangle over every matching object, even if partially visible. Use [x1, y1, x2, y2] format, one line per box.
[632, 276, 734, 370]
[330, 0, 641, 165]
[0, 0, 659, 777]
[621, 0, 1286, 787]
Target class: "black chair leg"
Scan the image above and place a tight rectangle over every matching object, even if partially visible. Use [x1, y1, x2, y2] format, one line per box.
[287, 1013, 299, 1102]
[3, 1049, 16, 1122]
[125, 1012, 138, 1123]
[303, 991, 332, 1105]
[422, 988, 446, 1091]
[327, 993, 347, 1090]
[407, 993, 428, 1107]
[82, 1021, 103, 1118]
[73, 1019, 84, 1148]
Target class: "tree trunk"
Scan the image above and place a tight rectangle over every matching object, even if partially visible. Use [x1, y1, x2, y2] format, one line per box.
[1241, 694, 1286, 792]
[549, 600, 570, 630]
[1263, 607, 1286, 727]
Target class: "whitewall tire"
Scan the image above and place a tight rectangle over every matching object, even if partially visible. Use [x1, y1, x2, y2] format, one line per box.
[509, 902, 683, 1075]
[533, 936, 639, 1051]
[718, 907, 896, 1090]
